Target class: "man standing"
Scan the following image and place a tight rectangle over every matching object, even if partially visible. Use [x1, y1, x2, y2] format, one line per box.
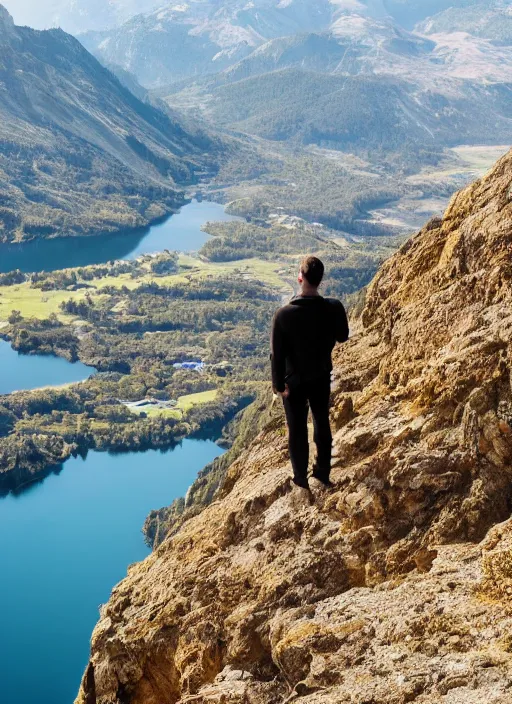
[271, 256, 349, 490]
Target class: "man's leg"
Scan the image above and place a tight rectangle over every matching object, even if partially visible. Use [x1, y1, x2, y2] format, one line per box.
[308, 375, 333, 481]
[283, 386, 310, 487]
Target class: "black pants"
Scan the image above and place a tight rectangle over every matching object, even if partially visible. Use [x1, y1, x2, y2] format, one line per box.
[283, 374, 332, 483]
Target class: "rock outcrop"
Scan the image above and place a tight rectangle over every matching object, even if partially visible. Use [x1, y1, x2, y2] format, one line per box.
[76, 150, 512, 704]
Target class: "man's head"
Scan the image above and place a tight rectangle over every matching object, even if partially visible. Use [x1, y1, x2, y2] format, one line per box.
[298, 256, 325, 289]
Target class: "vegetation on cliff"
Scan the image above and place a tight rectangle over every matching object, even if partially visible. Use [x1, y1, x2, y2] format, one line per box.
[144, 384, 282, 547]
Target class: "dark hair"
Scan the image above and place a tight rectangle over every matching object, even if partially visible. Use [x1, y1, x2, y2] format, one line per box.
[300, 256, 324, 287]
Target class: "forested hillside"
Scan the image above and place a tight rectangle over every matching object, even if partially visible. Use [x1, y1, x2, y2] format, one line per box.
[0, 6, 216, 243]
[170, 69, 511, 153]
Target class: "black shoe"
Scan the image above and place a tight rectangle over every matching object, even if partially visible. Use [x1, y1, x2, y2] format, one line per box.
[292, 476, 311, 490]
[311, 470, 334, 488]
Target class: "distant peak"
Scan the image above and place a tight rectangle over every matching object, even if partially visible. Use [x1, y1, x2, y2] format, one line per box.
[0, 4, 14, 27]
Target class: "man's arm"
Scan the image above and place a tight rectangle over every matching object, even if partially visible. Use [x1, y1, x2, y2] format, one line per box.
[334, 301, 349, 343]
[270, 311, 287, 393]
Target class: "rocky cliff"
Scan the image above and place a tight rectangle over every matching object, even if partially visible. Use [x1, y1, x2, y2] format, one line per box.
[77, 150, 512, 703]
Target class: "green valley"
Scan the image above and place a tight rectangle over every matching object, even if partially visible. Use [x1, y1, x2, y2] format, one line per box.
[0, 212, 384, 491]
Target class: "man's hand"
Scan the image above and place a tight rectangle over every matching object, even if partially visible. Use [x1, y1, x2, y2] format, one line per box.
[279, 384, 290, 399]
[271, 385, 290, 407]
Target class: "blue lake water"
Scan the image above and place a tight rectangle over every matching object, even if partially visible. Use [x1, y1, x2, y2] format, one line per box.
[0, 199, 241, 273]
[0, 340, 96, 395]
[0, 198, 232, 703]
[0, 440, 224, 704]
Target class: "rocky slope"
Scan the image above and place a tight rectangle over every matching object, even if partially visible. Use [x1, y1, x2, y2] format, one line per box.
[0, 6, 215, 242]
[417, 0, 512, 45]
[76, 150, 512, 703]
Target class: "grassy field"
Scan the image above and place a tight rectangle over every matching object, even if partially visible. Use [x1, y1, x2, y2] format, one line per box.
[85, 255, 288, 291]
[135, 406, 181, 419]
[127, 389, 219, 419]
[176, 389, 218, 411]
[177, 255, 289, 289]
[0, 254, 291, 324]
[451, 145, 510, 175]
[0, 284, 87, 323]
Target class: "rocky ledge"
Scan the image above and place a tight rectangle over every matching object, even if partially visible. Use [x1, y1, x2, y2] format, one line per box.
[76, 150, 512, 703]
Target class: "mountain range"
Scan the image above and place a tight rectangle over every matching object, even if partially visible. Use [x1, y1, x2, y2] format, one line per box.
[154, 16, 511, 168]
[80, 0, 511, 87]
[2, 1, 508, 244]
[418, 0, 512, 44]
[6, 0, 490, 36]
[166, 67, 511, 155]
[77, 0, 511, 175]
[0, 5, 215, 243]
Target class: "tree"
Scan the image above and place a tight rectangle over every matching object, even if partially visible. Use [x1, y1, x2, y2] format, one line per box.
[8, 310, 23, 324]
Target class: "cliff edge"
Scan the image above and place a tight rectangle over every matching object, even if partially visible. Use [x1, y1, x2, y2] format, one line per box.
[77, 150, 512, 703]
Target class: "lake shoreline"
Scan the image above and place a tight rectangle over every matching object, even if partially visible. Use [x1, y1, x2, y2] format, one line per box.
[0, 392, 248, 497]
[0, 205, 182, 247]
[0, 439, 225, 704]
[0, 200, 262, 499]
[0, 199, 242, 274]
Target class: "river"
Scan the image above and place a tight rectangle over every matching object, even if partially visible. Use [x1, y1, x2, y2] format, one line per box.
[0, 200, 234, 703]
[0, 199, 241, 273]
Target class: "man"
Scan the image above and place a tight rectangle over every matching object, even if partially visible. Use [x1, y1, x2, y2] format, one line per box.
[271, 256, 349, 490]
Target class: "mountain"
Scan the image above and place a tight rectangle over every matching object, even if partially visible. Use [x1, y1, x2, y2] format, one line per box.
[417, 0, 512, 45]
[216, 23, 435, 84]
[423, 31, 512, 83]
[0, 7, 216, 243]
[204, 22, 511, 87]
[76, 149, 512, 703]
[7, 0, 466, 37]
[383, 0, 475, 29]
[413, 1, 512, 83]
[162, 67, 512, 157]
[3, 0, 161, 34]
[80, 0, 337, 87]
[79, 0, 487, 88]
[150, 2, 511, 164]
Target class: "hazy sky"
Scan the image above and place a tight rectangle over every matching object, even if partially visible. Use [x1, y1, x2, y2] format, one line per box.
[2, 1, 161, 33]
[3, 1, 65, 29]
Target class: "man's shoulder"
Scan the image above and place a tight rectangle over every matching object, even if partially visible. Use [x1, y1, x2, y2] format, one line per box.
[274, 303, 296, 321]
[274, 297, 344, 313]
[324, 297, 345, 311]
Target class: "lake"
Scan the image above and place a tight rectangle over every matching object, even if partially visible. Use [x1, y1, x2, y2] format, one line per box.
[0, 340, 96, 395]
[0, 199, 241, 273]
[0, 440, 224, 704]
[0, 198, 235, 702]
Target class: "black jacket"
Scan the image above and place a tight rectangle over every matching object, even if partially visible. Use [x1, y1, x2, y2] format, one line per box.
[271, 295, 349, 393]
